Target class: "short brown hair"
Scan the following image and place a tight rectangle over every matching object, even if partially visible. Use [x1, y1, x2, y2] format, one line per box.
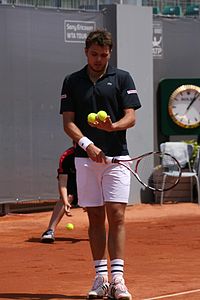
[85, 29, 113, 51]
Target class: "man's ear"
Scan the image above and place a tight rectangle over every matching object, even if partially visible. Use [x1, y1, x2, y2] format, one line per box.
[85, 48, 88, 56]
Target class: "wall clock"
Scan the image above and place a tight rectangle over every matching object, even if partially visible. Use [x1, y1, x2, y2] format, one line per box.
[159, 79, 200, 136]
[168, 84, 200, 129]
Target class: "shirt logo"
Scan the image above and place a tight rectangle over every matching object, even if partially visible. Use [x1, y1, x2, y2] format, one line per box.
[127, 89, 137, 94]
[107, 82, 112, 86]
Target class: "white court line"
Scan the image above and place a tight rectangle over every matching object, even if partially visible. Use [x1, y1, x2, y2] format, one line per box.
[143, 288, 200, 300]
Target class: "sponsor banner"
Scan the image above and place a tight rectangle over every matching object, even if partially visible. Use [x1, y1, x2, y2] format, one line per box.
[153, 21, 163, 58]
[64, 20, 96, 43]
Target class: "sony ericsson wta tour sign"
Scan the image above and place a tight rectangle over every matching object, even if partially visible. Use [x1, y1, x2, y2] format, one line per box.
[64, 20, 96, 43]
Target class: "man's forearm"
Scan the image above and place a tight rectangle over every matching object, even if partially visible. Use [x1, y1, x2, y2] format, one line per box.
[63, 120, 84, 143]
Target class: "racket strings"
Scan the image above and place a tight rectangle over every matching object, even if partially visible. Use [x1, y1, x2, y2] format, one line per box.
[134, 153, 181, 191]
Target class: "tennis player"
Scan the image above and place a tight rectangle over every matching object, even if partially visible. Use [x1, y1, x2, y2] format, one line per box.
[60, 29, 141, 300]
[41, 144, 77, 243]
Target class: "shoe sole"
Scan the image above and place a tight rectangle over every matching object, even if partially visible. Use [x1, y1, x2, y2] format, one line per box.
[107, 297, 132, 300]
[87, 296, 106, 299]
[108, 296, 132, 300]
[40, 238, 55, 243]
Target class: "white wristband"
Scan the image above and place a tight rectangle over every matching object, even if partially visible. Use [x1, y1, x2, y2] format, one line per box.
[78, 137, 93, 151]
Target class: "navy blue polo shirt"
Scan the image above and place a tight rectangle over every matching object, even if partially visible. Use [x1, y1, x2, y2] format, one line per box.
[60, 65, 141, 157]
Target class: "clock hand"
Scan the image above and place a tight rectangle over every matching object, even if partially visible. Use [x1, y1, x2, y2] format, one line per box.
[185, 93, 200, 113]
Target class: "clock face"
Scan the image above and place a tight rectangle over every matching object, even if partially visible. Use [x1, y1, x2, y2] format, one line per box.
[168, 84, 200, 128]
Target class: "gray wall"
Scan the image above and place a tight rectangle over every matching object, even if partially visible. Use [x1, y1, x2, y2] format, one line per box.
[0, 6, 103, 202]
[116, 5, 153, 204]
[3, 6, 199, 205]
[153, 17, 200, 147]
[0, 4, 154, 205]
[103, 5, 153, 203]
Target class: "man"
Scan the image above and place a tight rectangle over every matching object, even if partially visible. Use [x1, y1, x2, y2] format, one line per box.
[41, 145, 77, 243]
[60, 29, 141, 300]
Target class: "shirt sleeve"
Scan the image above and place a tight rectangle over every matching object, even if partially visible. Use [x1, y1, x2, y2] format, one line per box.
[57, 148, 75, 176]
[60, 75, 75, 114]
[120, 72, 142, 110]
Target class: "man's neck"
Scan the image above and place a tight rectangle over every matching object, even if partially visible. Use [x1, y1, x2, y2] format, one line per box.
[87, 66, 107, 83]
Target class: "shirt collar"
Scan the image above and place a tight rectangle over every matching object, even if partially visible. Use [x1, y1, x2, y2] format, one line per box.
[79, 64, 116, 78]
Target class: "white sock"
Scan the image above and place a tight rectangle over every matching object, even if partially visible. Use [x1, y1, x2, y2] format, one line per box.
[111, 259, 124, 279]
[94, 259, 108, 277]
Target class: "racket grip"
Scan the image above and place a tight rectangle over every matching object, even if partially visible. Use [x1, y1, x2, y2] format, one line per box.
[105, 157, 118, 164]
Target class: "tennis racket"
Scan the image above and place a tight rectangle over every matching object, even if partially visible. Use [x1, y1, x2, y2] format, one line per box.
[106, 151, 182, 192]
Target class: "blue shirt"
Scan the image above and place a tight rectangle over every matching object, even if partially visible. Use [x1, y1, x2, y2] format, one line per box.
[60, 65, 141, 157]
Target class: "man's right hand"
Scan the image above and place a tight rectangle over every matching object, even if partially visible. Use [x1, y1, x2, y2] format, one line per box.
[86, 144, 106, 163]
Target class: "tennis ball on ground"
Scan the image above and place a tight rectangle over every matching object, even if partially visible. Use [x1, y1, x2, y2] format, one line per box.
[97, 110, 107, 121]
[66, 223, 74, 230]
[87, 113, 97, 123]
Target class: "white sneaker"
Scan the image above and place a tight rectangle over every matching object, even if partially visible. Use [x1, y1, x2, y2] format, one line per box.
[108, 276, 132, 300]
[87, 275, 109, 299]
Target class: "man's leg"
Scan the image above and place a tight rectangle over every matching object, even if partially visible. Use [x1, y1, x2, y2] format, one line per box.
[86, 206, 109, 299]
[87, 206, 106, 259]
[106, 202, 126, 260]
[106, 202, 132, 300]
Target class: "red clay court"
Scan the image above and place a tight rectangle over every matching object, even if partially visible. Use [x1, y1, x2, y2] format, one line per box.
[0, 203, 200, 300]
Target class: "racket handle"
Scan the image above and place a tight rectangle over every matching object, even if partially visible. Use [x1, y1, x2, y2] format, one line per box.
[105, 157, 118, 163]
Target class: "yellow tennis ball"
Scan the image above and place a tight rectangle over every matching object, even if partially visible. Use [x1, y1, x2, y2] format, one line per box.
[87, 113, 97, 123]
[66, 223, 74, 230]
[97, 110, 107, 121]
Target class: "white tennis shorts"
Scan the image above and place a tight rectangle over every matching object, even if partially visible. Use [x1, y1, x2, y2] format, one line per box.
[75, 157, 131, 207]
